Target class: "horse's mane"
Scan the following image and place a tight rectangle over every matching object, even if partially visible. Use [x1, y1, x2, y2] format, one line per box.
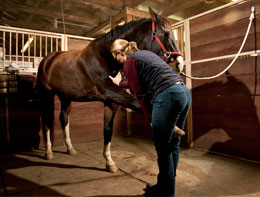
[94, 18, 151, 43]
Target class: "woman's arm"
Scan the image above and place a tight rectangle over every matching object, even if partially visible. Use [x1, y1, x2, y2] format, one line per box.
[124, 59, 153, 122]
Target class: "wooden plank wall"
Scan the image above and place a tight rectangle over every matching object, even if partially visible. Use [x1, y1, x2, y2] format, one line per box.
[190, 0, 260, 161]
[0, 74, 41, 153]
[49, 101, 129, 146]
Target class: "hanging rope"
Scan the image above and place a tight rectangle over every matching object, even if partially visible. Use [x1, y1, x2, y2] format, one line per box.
[60, 0, 66, 35]
[180, 6, 255, 80]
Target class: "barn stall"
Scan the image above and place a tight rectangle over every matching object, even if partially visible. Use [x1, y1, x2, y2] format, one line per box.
[0, 0, 260, 196]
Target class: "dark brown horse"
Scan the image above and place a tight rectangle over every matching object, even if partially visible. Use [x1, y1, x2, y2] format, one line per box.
[35, 8, 183, 172]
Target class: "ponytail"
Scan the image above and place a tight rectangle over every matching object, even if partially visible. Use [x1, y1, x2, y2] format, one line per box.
[124, 41, 138, 57]
[111, 39, 139, 58]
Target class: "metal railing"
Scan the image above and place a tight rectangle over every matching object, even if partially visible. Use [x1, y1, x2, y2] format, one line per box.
[0, 25, 64, 71]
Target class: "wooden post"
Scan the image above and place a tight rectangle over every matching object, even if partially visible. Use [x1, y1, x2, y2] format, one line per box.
[184, 19, 193, 148]
[61, 34, 68, 51]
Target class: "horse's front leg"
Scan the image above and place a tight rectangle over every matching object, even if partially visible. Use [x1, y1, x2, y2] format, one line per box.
[59, 98, 77, 155]
[103, 102, 118, 173]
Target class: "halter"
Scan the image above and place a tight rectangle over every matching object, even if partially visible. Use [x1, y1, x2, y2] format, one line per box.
[150, 21, 183, 61]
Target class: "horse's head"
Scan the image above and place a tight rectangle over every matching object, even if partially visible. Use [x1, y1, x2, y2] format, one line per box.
[93, 8, 184, 73]
[148, 7, 184, 72]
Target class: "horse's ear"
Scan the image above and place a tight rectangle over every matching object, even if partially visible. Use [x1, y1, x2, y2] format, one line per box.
[149, 7, 161, 22]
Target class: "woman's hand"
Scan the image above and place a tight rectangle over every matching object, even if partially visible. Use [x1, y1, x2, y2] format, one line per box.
[109, 72, 122, 86]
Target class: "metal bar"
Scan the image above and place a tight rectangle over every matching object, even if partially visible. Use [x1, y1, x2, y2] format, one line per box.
[3, 31, 5, 66]
[67, 34, 94, 41]
[0, 25, 64, 37]
[28, 34, 30, 67]
[22, 33, 24, 67]
[191, 50, 260, 64]
[56, 38, 58, 51]
[51, 37, 53, 53]
[34, 35, 36, 67]
[46, 36, 48, 55]
[45, 36, 47, 56]
[9, 32, 11, 63]
[40, 36, 42, 58]
[16, 32, 18, 63]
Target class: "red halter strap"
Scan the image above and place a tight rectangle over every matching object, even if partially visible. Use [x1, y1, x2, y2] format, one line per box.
[150, 21, 183, 60]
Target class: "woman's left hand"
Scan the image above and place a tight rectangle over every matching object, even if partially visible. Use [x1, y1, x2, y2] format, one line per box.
[109, 72, 122, 86]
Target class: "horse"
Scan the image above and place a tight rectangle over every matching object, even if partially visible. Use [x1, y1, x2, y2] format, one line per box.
[35, 7, 183, 173]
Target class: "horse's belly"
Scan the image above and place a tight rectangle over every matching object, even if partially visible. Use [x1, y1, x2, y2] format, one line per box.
[50, 68, 100, 100]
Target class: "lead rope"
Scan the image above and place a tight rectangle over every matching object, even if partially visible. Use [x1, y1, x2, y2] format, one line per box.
[180, 6, 255, 80]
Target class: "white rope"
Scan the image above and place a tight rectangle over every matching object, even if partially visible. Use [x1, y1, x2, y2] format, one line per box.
[180, 6, 255, 80]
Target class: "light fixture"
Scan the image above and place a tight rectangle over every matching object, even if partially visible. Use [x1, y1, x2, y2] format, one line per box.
[204, 0, 215, 4]
[21, 36, 33, 53]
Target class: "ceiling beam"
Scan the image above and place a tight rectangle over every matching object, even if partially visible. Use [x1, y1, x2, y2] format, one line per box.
[73, 0, 122, 9]
[74, 0, 148, 9]
[126, 6, 177, 24]
[161, 0, 204, 17]
[0, 19, 84, 36]
[0, 1, 99, 25]
[84, 8, 125, 37]
[84, 5, 178, 37]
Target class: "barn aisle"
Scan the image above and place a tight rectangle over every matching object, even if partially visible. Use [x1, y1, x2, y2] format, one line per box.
[0, 136, 260, 196]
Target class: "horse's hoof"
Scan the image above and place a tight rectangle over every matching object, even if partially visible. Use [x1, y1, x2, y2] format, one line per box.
[106, 164, 118, 173]
[45, 152, 53, 160]
[67, 148, 77, 155]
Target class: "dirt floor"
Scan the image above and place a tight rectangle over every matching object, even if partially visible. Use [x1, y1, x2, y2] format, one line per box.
[0, 136, 260, 196]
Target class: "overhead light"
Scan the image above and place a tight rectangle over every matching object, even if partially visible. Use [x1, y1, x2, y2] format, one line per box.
[232, 0, 239, 2]
[21, 36, 33, 53]
[204, 0, 215, 4]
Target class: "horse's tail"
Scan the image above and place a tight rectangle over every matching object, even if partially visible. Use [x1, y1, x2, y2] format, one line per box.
[34, 51, 63, 93]
[34, 52, 62, 144]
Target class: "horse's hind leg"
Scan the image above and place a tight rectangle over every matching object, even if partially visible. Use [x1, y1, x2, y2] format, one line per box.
[40, 92, 55, 160]
[59, 97, 77, 155]
[103, 102, 118, 173]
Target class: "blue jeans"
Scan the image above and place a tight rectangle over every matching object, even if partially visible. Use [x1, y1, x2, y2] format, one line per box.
[152, 83, 191, 196]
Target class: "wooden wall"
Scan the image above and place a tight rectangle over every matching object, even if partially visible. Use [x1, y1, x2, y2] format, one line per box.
[0, 74, 41, 153]
[190, 0, 260, 161]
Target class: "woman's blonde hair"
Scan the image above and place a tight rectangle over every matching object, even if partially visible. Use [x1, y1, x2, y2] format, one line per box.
[111, 39, 138, 58]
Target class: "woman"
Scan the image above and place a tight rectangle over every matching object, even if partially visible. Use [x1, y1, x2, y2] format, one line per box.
[109, 39, 191, 196]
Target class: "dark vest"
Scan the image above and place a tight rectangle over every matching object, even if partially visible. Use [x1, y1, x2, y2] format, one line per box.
[128, 50, 183, 101]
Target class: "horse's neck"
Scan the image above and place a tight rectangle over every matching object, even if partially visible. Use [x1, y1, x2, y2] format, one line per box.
[120, 21, 151, 48]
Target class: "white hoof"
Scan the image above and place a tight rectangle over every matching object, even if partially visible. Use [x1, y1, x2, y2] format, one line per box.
[45, 151, 53, 160]
[67, 147, 77, 155]
[106, 164, 118, 173]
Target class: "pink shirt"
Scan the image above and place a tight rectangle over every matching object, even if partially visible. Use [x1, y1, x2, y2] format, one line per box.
[119, 58, 152, 122]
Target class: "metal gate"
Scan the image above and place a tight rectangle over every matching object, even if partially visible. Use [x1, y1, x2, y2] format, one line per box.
[0, 25, 64, 72]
